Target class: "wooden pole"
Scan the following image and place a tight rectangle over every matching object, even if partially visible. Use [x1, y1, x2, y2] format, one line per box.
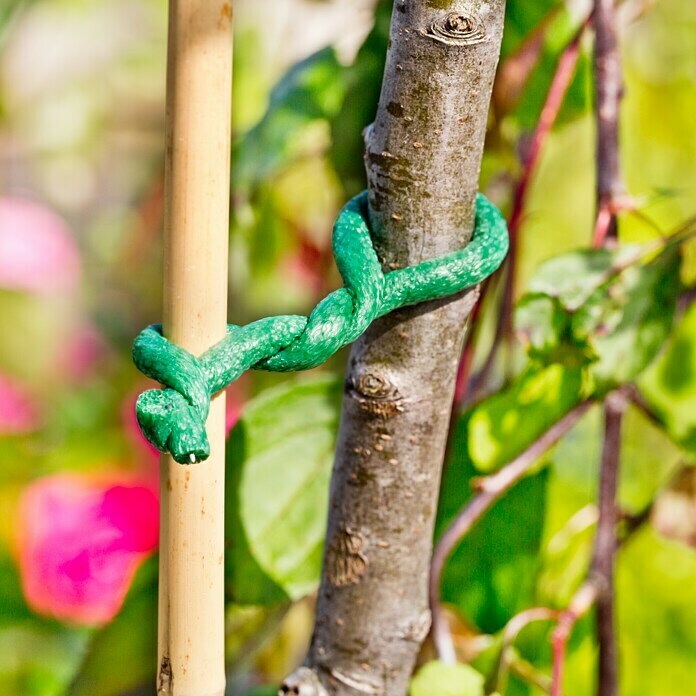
[158, 2, 233, 695]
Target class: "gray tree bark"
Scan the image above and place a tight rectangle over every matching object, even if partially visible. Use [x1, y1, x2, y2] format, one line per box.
[282, 2, 506, 694]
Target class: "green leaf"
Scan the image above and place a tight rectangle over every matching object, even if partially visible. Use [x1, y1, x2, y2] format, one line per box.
[68, 559, 157, 696]
[0, 551, 32, 627]
[226, 376, 342, 605]
[518, 246, 682, 392]
[468, 365, 584, 473]
[409, 661, 485, 696]
[516, 293, 596, 367]
[577, 248, 681, 390]
[246, 688, 280, 696]
[437, 413, 548, 634]
[526, 247, 633, 307]
[234, 47, 346, 191]
[639, 302, 696, 452]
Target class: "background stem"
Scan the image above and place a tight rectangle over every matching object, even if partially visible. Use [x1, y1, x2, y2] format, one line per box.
[591, 391, 626, 696]
[593, 0, 624, 245]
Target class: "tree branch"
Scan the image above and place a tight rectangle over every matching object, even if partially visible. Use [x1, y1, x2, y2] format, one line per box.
[281, 2, 506, 693]
[592, 0, 624, 247]
[550, 393, 626, 696]
[429, 399, 594, 663]
[591, 390, 627, 696]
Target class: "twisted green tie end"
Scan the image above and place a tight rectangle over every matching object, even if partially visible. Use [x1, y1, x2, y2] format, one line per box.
[133, 192, 509, 464]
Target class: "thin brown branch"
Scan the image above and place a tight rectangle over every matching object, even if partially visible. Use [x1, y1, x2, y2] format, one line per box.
[510, 656, 554, 693]
[497, 607, 560, 692]
[429, 399, 594, 663]
[593, 0, 624, 247]
[625, 383, 663, 429]
[591, 3, 626, 687]
[592, 390, 627, 696]
[679, 286, 696, 314]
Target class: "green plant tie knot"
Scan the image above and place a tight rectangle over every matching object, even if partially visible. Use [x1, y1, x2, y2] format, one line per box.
[132, 191, 509, 464]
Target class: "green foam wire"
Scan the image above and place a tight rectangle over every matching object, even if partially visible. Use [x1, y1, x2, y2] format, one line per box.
[133, 191, 509, 464]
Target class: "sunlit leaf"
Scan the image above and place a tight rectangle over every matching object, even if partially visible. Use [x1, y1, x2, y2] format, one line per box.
[226, 376, 341, 605]
[526, 246, 633, 306]
[467, 365, 584, 474]
[517, 246, 682, 393]
[516, 293, 595, 367]
[639, 302, 696, 453]
[618, 528, 696, 695]
[538, 403, 684, 607]
[410, 661, 485, 696]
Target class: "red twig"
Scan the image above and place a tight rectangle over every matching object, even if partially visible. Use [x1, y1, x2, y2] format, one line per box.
[430, 399, 594, 663]
[459, 20, 589, 404]
[503, 18, 589, 326]
[551, 581, 600, 696]
[508, 20, 590, 239]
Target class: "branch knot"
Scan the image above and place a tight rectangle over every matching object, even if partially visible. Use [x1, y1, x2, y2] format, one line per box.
[427, 12, 487, 46]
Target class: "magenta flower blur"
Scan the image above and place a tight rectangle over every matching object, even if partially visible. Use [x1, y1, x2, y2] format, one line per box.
[0, 197, 80, 293]
[18, 475, 158, 625]
[0, 372, 39, 434]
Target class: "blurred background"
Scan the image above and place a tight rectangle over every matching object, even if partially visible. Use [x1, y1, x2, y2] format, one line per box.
[0, 0, 695, 694]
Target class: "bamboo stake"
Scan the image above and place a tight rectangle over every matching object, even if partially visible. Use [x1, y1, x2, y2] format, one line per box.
[157, 2, 233, 695]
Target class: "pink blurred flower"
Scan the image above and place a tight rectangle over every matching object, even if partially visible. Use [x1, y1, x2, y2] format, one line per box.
[0, 197, 80, 293]
[57, 322, 108, 382]
[0, 372, 39, 434]
[18, 474, 158, 625]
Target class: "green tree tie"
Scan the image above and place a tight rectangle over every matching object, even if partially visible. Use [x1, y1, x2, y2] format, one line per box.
[132, 191, 509, 464]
